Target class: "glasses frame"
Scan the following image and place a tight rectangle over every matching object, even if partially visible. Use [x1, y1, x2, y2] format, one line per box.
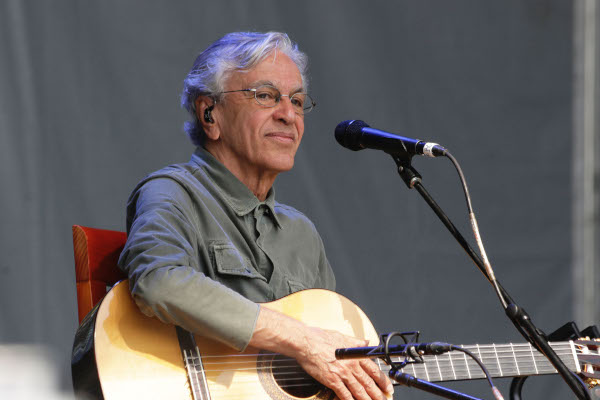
[220, 84, 316, 115]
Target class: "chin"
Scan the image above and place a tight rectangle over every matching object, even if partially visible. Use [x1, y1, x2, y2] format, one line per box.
[265, 156, 295, 174]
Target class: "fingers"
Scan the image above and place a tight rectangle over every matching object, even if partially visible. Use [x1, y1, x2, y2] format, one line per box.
[328, 368, 372, 400]
[351, 367, 385, 400]
[359, 359, 394, 396]
[337, 335, 393, 398]
[331, 359, 392, 400]
[329, 379, 358, 400]
[345, 372, 373, 400]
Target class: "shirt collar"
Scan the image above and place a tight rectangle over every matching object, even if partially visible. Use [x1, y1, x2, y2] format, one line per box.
[191, 147, 282, 228]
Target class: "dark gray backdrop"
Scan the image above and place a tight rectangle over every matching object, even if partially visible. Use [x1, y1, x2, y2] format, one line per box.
[0, 1, 586, 398]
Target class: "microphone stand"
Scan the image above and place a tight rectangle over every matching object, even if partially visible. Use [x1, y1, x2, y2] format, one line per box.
[391, 153, 591, 400]
[391, 370, 484, 400]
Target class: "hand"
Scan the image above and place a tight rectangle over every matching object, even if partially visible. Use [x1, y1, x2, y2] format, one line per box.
[294, 327, 394, 400]
[250, 307, 394, 400]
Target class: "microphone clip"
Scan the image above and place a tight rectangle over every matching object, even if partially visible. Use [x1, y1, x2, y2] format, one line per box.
[392, 155, 422, 189]
[380, 331, 424, 369]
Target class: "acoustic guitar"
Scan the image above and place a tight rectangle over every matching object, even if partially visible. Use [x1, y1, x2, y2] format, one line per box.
[72, 280, 599, 399]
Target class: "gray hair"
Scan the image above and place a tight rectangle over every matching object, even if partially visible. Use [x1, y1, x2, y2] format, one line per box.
[181, 31, 309, 146]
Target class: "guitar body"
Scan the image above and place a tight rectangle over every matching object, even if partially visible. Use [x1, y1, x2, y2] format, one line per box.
[72, 280, 380, 400]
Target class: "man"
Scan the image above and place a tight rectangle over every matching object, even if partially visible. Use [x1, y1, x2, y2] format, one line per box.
[118, 31, 393, 400]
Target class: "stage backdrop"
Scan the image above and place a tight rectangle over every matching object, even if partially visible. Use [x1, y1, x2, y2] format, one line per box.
[1, 1, 591, 399]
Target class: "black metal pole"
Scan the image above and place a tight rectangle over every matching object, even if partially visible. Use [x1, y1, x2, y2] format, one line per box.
[392, 155, 591, 400]
[391, 370, 484, 400]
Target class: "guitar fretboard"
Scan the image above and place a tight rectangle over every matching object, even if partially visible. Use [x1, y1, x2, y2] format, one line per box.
[375, 341, 578, 382]
[176, 326, 211, 400]
[184, 347, 211, 400]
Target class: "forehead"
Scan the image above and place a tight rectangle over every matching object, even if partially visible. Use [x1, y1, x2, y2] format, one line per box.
[227, 51, 303, 91]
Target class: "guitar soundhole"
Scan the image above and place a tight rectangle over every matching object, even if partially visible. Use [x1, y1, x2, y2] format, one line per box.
[257, 351, 333, 400]
[271, 354, 323, 398]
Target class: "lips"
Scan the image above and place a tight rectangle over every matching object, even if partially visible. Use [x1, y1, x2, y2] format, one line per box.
[265, 132, 296, 143]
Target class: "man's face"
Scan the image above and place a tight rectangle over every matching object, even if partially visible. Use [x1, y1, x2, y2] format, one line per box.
[209, 52, 305, 178]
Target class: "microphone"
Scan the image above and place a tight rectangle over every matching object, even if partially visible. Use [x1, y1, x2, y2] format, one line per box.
[335, 120, 447, 157]
[335, 342, 453, 360]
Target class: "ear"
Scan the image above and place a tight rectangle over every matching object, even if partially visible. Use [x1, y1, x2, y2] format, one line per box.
[195, 96, 220, 141]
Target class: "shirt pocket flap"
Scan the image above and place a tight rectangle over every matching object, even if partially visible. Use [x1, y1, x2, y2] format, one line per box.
[287, 278, 307, 294]
[212, 242, 264, 280]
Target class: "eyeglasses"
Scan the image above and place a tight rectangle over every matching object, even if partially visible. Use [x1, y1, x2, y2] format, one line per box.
[220, 84, 316, 115]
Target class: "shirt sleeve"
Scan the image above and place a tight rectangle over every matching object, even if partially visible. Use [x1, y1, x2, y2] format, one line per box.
[118, 177, 259, 351]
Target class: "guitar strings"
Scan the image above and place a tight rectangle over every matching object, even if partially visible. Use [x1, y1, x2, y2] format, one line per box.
[183, 343, 579, 394]
[196, 344, 577, 366]
[192, 350, 577, 374]
[188, 351, 577, 395]
[189, 361, 564, 395]
[198, 352, 576, 368]
[192, 362, 566, 376]
[198, 350, 577, 365]
[191, 363, 565, 393]
[197, 351, 577, 370]
[196, 342, 577, 361]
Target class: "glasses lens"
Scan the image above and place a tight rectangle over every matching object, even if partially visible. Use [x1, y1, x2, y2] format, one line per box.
[254, 86, 279, 107]
[292, 93, 314, 114]
[253, 85, 315, 114]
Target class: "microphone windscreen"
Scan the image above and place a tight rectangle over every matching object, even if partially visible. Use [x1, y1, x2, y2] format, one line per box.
[335, 120, 370, 151]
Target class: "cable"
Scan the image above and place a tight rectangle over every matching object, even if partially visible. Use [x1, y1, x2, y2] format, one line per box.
[444, 151, 508, 309]
[444, 152, 473, 214]
[381, 333, 505, 400]
[449, 345, 504, 400]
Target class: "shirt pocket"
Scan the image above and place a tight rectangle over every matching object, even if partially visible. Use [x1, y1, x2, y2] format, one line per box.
[211, 241, 265, 281]
[286, 277, 307, 294]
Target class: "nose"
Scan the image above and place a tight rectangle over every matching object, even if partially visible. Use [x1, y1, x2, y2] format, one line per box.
[272, 95, 297, 124]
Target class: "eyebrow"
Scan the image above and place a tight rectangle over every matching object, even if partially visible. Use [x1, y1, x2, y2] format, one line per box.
[248, 80, 305, 94]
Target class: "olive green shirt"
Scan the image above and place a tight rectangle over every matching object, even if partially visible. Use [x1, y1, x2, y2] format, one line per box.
[118, 147, 335, 351]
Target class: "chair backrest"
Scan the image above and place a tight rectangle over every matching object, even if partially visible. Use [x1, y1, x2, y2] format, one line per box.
[72, 225, 127, 323]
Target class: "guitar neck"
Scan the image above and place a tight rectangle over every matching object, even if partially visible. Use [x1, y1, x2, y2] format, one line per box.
[375, 341, 579, 383]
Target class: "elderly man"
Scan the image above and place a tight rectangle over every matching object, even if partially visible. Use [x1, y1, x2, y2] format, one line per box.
[118, 31, 393, 400]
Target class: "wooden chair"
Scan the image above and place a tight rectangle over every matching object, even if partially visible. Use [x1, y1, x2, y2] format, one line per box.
[72, 225, 127, 324]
